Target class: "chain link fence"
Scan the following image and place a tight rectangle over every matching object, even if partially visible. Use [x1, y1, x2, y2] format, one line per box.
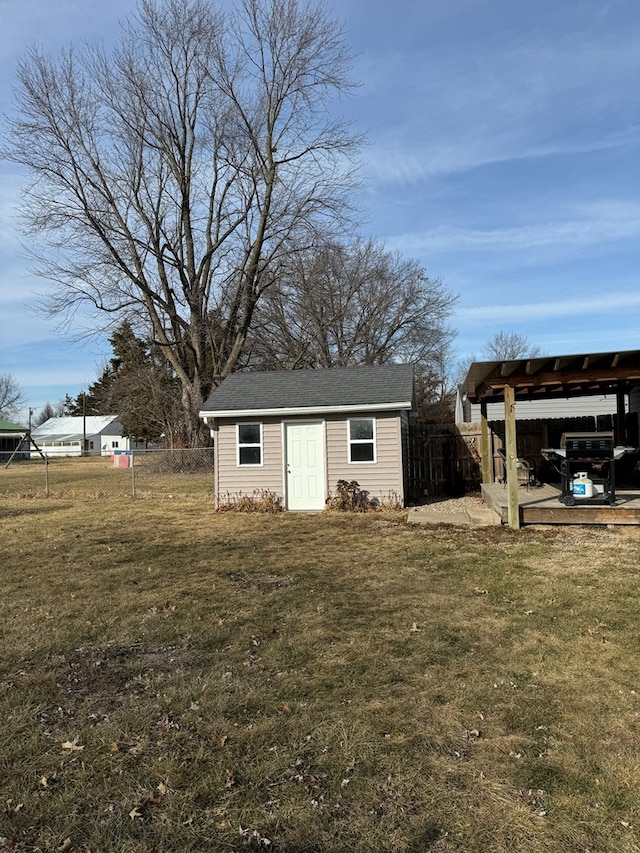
[0, 448, 215, 500]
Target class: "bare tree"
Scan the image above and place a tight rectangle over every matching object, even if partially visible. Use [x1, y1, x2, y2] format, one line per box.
[481, 331, 543, 361]
[5, 0, 360, 443]
[0, 374, 25, 421]
[33, 400, 73, 427]
[416, 341, 461, 422]
[249, 238, 457, 371]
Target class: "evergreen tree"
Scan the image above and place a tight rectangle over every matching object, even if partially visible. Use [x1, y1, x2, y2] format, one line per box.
[74, 321, 184, 444]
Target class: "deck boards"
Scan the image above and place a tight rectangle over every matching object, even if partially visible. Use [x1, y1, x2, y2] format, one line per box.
[481, 482, 640, 525]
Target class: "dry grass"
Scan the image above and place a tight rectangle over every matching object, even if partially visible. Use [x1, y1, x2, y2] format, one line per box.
[0, 455, 214, 501]
[2, 475, 640, 851]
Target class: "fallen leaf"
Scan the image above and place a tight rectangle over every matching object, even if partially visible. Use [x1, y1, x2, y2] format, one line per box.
[61, 737, 84, 752]
[157, 782, 168, 796]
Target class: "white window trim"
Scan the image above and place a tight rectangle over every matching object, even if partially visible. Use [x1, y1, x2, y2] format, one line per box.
[237, 422, 263, 467]
[347, 417, 377, 464]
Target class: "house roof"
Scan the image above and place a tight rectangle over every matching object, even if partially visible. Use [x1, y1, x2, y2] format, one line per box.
[463, 348, 640, 404]
[0, 418, 27, 433]
[200, 364, 416, 418]
[31, 415, 121, 440]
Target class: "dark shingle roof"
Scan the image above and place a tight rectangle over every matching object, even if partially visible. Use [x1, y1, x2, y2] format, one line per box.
[200, 364, 416, 415]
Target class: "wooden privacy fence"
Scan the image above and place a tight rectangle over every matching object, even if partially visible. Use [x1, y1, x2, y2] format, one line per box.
[407, 423, 482, 501]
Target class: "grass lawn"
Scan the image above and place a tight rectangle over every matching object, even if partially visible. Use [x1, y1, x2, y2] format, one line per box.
[2, 487, 640, 851]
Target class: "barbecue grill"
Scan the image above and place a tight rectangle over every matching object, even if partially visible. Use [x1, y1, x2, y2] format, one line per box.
[541, 431, 634, 506]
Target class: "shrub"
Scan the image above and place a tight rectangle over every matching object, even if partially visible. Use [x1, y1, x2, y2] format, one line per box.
[325, 479, 378, 512]
[216, 489, 283, 513]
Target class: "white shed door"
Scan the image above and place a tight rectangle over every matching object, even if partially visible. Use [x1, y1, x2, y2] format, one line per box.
[285, 422, 325, 511]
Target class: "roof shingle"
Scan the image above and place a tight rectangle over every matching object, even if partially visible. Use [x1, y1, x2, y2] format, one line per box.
[200, 364, 415, 415]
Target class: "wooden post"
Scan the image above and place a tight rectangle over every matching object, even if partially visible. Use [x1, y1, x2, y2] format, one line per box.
[504, 384, 520, 530]
[616, 390, 626, 445]
[480, 399, 491, 484]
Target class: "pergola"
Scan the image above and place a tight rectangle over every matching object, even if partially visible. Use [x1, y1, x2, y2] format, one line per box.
[462, 348, 640, 529]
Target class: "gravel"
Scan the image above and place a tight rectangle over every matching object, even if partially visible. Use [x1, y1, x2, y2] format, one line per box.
[418, 494, 486, 514]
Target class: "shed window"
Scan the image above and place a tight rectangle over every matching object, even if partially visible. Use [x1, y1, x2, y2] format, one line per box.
[238, 423, 263, 466]
[348, 418, 375, 463]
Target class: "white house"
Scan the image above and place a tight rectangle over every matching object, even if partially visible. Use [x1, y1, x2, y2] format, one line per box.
[31, 416, 134, 457]
[455, 388, 624, 424]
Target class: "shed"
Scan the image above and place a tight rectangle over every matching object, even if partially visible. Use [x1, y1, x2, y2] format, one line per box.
[199, 364, 417, 510]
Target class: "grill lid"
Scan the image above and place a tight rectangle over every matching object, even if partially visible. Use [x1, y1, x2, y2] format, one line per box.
[561, 431, 615, 458]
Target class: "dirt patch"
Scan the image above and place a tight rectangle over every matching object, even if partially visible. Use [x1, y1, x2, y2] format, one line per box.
[0, 504, 72, 519]
[227, 572, 293, 593]
[55, 641, 202, 709]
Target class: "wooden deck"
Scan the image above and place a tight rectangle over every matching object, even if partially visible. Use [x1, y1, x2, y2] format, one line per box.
[481, 482, 640, 525]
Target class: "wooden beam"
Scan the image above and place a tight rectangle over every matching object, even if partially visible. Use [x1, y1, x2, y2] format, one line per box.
[480, 400, 491, 484]
[616, 390, 626, 445]
[500, 361, 523, 378]
[479, 366, 640, 397]
[522, 505, 640, 525]
[504, 385, 520, 530]
[553, 356, 580, 371]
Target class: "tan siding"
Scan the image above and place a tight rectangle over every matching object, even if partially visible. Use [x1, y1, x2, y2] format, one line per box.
[326, 412, 404, 506]
[400, 411, 410, 501]
[216, 418, 284, 503]
[214, 411, 408, 508]
[214, 422, 220, 500]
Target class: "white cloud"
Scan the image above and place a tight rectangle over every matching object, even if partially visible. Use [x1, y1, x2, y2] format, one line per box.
[356, 12, 640, 185]
[364, 131, 635, 186]
[388, 200, 640, 256]
[455, 291, 640, 324]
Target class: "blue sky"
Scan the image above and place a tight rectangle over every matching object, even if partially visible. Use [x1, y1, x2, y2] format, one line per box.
[1, 0, 639, 423]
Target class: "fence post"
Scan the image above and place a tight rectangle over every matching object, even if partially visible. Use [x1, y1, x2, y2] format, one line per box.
[44, 454, 49, 497]
[131, 451, 136, 499]
[480, 401, 491, 484]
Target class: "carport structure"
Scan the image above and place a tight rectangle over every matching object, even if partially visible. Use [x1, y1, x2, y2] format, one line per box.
[462, 348, 640, 529]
